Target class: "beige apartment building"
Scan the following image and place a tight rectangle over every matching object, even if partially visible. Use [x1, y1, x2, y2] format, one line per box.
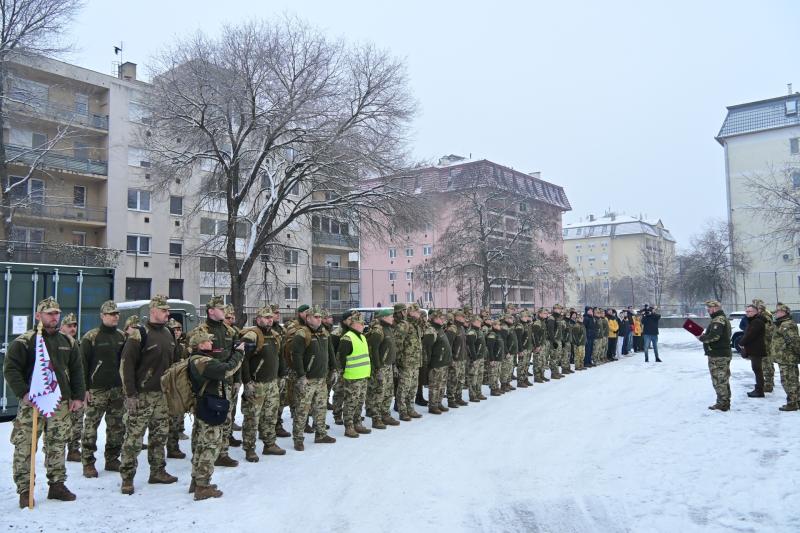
[717, 91, 800, 307]
[562, 213, 676, 307]
[2, 54, 311, 313]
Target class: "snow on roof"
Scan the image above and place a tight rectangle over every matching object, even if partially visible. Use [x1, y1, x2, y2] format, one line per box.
[563, 214, 675, 242]
[717, 93, 800, 142]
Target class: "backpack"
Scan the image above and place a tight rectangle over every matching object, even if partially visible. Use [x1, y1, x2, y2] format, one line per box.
[281, 322, 312, 367]
[160, 358, 194, 416]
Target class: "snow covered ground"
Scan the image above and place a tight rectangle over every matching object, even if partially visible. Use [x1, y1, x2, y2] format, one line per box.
[2, 329, 799, 533]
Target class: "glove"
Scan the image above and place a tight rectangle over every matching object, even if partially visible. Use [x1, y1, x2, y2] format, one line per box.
[125, 397, 139, 415]
[331, 370, 340, 386]
[551, 341, 558, 349]
[243, 382, 256, 400]
[295, 376, 307, 395]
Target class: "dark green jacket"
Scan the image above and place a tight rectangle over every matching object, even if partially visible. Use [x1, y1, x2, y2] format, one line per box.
[423, 323, 452, 368]
[120, 321, 178, 398]
[446, 323, 467, 361]
[189, 350, 243, 398]
[4, 328, 85, 401]
[240, 326, 285, 383]
[367, 320, 397, 368]
[292, 325, 333, 379]
[699, 310, 732, 357]
[81, 324, 126, 390]
[571, 323, 586, 345]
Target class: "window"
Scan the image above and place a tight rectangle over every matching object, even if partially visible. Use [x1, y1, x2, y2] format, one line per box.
[405, 291, 414, 303]
[389, 293, 398, 304]
[325, 254, 340, 268]
[284, 285, 299, 301]
[125, 278, 151, 300]
[127, 189, 151, 211]
[169, 196, 183, 216]
[127, 147, 150, 167]
[73, 186, 86, 208]
[576, 255, 582, 263]
[32, 132, 47, 148]
[519, 202, 528, 212]
[169, 241, 183, 257]
[74, 141, 89, 161]
[389, 248, 397, 259]
[330, 287, 341, 302]
[405, 247, 414, 257]
[787, 99, 798, 116]
[406, 270, 413, 281]
[74, 93, 88, 115]
[424, 291, 433, 302]
[389, 271, 398, 281]
[284, 249, 299, 265]
[601, 240, 608, 247]
[792, 138, 800, 155]
[11, 226, 44, 243]
[423, 245, 432, 256]
[71, 232, 86, 246]
[126, 235, 151, 255]
[199, 158, 214, 172]
[128, 102, 152, 124]
[169, 279, 184, 300]
[200, 218, 227, 236]
[200, 256, 226, 272]
[792, 172, 800, 189]
[588, 256, 595, 262]
[9, 77, 48, 107]
[601, 253, 608, 261]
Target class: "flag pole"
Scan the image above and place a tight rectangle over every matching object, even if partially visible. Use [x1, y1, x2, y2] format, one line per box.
[28, 321, 43, 509]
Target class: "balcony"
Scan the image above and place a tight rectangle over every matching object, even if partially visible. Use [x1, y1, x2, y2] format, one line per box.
[312, 231, 359, 249]
[0, 240, 120, 267]
[15, 203, 107, 225]
[312, 265, 360, 281]
[8, 98, 109, 130]
[6, 144, 108, 176]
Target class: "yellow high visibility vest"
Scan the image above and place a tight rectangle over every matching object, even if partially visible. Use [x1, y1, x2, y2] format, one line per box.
[342, 330, 371, 380]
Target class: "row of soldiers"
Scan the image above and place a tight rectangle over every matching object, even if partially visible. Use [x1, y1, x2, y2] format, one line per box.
[4, 296, 611, 507]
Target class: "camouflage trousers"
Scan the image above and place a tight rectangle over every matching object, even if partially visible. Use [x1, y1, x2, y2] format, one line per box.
[191, 418, 224, 486]
[487, 360, 501, 393]
[574, 346, 586, 370]
[396, 364, 420, 416]
[278, 374, 296, 429]
[467, 358, 484, 399]
[81, 387, 124, 466]
[330, 371, 344, 418]
[219, 381, 238, 456]
[763, 356, 776, 389]
[11, 402, 71, 494]
[707, 357, 732, 406]
[500, 353, 514, 385]
[68, 405, 84, 452]
[446, 359, 466, 402]
[593, 338, 606, 363]
[777, 364, 800, 406]
[562, 343, 572, 370]
[516, 350, 531, 381]
[242, 380, 280, 450]
[120, 391, 169, 480]
[531, 348, 545, 380]
[549, 343, 563, 376]
[428, 367, 447, 406]
[167, 415, 184, 453]
[483, 358, 492, 385]
[343, 378, 369, 426]
[292, 377, 328, 442]
[366, 365, 393, 419]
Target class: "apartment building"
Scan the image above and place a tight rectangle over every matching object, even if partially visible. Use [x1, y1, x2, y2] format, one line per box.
[311, 211, 360, 315]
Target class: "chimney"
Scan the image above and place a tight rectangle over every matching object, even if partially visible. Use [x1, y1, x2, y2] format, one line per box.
[789, 83, 794, 95]
[588, 214, 595, 222]
[118, 62, 137, 81]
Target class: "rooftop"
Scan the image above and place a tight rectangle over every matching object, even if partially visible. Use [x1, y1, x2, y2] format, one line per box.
[716, 93, 800, 142]
[562, 214, 675, 242]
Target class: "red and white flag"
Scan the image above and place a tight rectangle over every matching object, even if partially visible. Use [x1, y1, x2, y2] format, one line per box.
[28, 332, 62, 418]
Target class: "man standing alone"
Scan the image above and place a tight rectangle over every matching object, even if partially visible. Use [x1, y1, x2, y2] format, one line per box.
[697, 300, 732, 411]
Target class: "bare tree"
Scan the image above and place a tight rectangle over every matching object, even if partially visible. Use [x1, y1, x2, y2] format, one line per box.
[744, 165, 800, 250]
[625, 241, 675, 307]
[144, 18, 421, 319]
[0, 0, 84, 255]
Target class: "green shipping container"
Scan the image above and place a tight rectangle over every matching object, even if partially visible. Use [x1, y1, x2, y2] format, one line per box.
[1, 262, 114, 421]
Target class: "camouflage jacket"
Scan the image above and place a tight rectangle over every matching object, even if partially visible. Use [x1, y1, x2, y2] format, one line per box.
[465, 326, 486, 360]
[485, 328, 505, 362]
[571, 323, 586, 345]
[514, 322, 529, 351]
[771, 315, 800, 365]
[395, 318, 422, 370]
[761, 311, 775, 358]
[699, 310, 732, 357]
[560, 318, 571, 344]
[240, 325, 285, 382]
[191, 318, 239, 383]
[292, 324, 333, 379]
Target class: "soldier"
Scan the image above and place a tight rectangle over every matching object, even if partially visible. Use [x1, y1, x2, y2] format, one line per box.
[697, 300, 733, 412]
[572, 314, 587, 371]
[80, 300, 126, 478]
[561, 309, 575, 373]
[395, 304, 424, 421]
[331, 311, 353, 425]
[424, 309, 453, 413]
[515, 311, 532, 388]
[5, 297, 85, 507]
[57, 312, 83, 463]
[189, 296, 241, 467]
[167, 318, 190, 455]
[123, 315, 140, 336]
[466, 313, 488, 401]
[223, 304, 244, 437]
[277, 304, 309, 438]
[187, 330, 244, 500]
[239, 307, 287, 461]
[322, 310, 338, 411]
[753, 299, 776, 393]
[415, 308, 431, 408]
[531, 308, 548, 383]
[291, 306, 336, 450]
[119, 295, 180, 494]
[337, 311, 372, 437]
[771, 303, 800, 411]
[500, 314, 517, 392]
[366, 308, 399, 428]
[546, 305, 565, 379]
[446, 310, 469, 407]
[485, 319, 505, 396]
[595, 307, 608, 364]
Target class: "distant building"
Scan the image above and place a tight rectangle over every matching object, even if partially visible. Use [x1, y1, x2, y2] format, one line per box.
[562, 213, 676, 307]
[717, 91, 800, 307]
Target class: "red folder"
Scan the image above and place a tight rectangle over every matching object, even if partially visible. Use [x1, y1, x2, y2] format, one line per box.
[683, 319, 704, 336]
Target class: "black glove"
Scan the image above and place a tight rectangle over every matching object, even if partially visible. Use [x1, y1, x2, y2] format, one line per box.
[551, 341, 558, 349]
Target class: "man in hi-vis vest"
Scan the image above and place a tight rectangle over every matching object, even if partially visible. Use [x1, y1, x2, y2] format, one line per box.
[337, 312, 372, 438]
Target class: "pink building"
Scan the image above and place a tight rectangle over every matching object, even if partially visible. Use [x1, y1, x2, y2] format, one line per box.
[360, 156, 571, 312]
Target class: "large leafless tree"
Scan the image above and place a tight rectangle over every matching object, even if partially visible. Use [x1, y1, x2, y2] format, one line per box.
[145, 18, 422, 317]
[744, 165, 800, 250]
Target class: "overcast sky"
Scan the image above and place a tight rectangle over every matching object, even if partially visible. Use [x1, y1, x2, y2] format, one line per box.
[65, 0, 800, 248]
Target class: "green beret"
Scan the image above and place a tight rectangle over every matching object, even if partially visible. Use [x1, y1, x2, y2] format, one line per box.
[297, 304, 310, 314]
[376, 308, 393, 318]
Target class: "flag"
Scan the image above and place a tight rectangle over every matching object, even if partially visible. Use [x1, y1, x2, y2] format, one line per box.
[28, 331, 62, 418]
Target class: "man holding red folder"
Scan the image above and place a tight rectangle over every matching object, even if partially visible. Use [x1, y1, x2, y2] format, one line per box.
[693, 300, 733, 411]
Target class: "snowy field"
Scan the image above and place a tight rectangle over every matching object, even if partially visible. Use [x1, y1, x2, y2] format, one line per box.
[2, 329, 799, 533]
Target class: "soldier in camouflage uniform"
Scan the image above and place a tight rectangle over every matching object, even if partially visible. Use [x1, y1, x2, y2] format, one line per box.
[58, 312, 83, 463]
[546, 305, 565, 379]
[698, 300, 733, 411]
[466, 313, 488, 401]
[80, 300, 126, 478]
[223, 304, 244, 441]
[395, 304, 424, 421]
[753, 299, 776, 393]
[515, 311, 532, 387]
[446, 310, 469, 407]
[119, 295, 180, 494]
[594, 308, 608, 364]
[277, 305, 309, 438]
[531, 308, 548, 383]
[5, 297, 85, 507]
[485, 319, 505, 396]
[367, 308, 399, 428]
[187, 330, 244, 500]
[572, 314, 587, 371]
[771, 303, 800, 411]
[500, 314, 518, 392]
[337, 312, 372, 437]
[239, 306, 287, 461]
[331, 311, 353, 425]
[424, 309, 453, 413]
[166, 318, 189, 458]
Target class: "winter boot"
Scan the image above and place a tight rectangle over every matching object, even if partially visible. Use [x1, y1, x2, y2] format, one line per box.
[490, 389, 502, 397]
[747, 390, 765, 398]
[345, 425, 359, 438]
[354, 423, 372, 434]
[121, 479, 134, 495]
[83, 464, 99, 478]
[245, 449, 259, 462]
[228, 435, 242, 447]
[105, 458, 121, 472]
[779, 403, 799, 411]
[19, 491, 30, 509]
[304, 423, 314, 434]
[262, 443, 286, 455]
[428, 405, 442, 415]
[66, 449, 81, 462]
[214, 454, 239, 467]
[438, 403, 450, 412]
[194, 484, 223, 501]
[457, 398, 469, 406]
[655, 357, 663, 363]
[478, 393, 488, 400]
[294, 441, 304, 451]
[231, 422, 242, 431]
[372, 417, 387, 430]
[447, 399, 460, 408]
[333, 415, 343, 425]
[188, 479, 217, 493]
[148, 469, 178, 484]
[383, 415, 400, 426]
[415, 394, 429, 407]
[399, 413, 412, 422]
[167, 448, 186, 459]
[314, 435, 336, 444]
[47, 482, 76, 502]
[409, 410, 422, 418]
[533, 377, 544, 383]
[275, 424, 291, 438]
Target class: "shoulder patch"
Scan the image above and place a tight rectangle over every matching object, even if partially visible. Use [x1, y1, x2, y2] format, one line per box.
[128, 328, 142, 343]
[294, 328, 307, 339]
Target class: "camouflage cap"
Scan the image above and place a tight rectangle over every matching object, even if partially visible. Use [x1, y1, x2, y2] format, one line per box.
[321, 309, 331, 319]
[775, 303, 791, 314]
[407, 303, 420, 312]
[454, 309, 466, 318]
[124, 315, 140, 328]
[256, 307, 274, 318]
[350, 311, 365, 324]
[520, 311, 531, 320]
[224, 304, 236, 316]
[167, 318, 182, 329]
[537, 307, 547, 314]
[393, 303, 407, 312]
[61, 312, 77, 325]
[100, 300, 119, 314]
[308, 305, 323, 317]
[189, 330, 214, 348]
[270, 303, 280, 313]
[205, 296, 226, 310]
[704, 300, 721, 308]
[445, 312, 454, 322]
[428, 309, 444, 320]
[752, 298, 767, 311]
[576, 314, 584, 321]
[552, 303, 563, 311]
[36, 297, 60, 313]
[150, 294, 170, 310]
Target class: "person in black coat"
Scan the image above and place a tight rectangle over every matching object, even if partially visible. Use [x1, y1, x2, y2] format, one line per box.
[641, 305, 662, 362]
[737, 304, 766, 397]
[619, 311, 632, 355]
[583, 307, 596, 367]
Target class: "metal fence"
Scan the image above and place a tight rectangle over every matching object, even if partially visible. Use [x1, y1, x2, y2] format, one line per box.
[6, 144, 108, 176]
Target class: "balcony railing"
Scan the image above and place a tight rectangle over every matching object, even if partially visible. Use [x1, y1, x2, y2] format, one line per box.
[312, 231, 359, 249]
[0, 240, 120, 267]
[312, 265, 360, 281]
[16, 203, 107, 223]
[6, 144, 108, 176]
[8, 98, 109, 130]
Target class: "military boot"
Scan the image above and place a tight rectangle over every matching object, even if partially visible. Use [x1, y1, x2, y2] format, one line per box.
[438, 403, 450, 412]
[214, 454, 239, 467]
[19, 491, 30, 509]
[304, 423, 314, 434]
[245, 449, 259, 462]
[189, 480, 218, 493]
[47, 482, 76, 502]
[354, 423, 372, 434]
[708, 403, 730, 412]
[333, 415, 343, 425]
[345, 425, 359, 438]
[456, 398, 469, 406]
[428, 405, 442, 414]
[294, 441, 304, 451]
[409, 410, 422, 418]
[478, 393, 488, 400]
[446, 399, 460, 409]
[105, 458, 121, 472]
[779, 403, 799, 411]
[382, 415, 400, 426]
[415, 393, 428, 407]
[83, 464, 99, 478]
[167, 447, 186, 459]
[148, 469, 178, 484]
[121, 479, 134, 495]
[262, 443, 286, 455]
[228, 435, 242, 447]
[490, 389, 502, 397]
[275, 424, 291, 438]
[231, 422, 242, 431]
[399, 413, 412, 422]
[533, 376, 544, 383]
[194, 484, 223, 501]
[314, 435, 336, 444]
[517, 381, 529, 388]
[550, 373, 563, 380]
[765, 385, 774, 393]
[372, 417, 387, 429]
[66, 448, 81, 462]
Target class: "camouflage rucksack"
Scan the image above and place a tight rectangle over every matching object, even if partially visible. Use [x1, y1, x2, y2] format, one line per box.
[160, 358, 196, 416]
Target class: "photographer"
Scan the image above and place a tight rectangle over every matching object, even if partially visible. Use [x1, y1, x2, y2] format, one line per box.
[642, 305, 662, 362]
